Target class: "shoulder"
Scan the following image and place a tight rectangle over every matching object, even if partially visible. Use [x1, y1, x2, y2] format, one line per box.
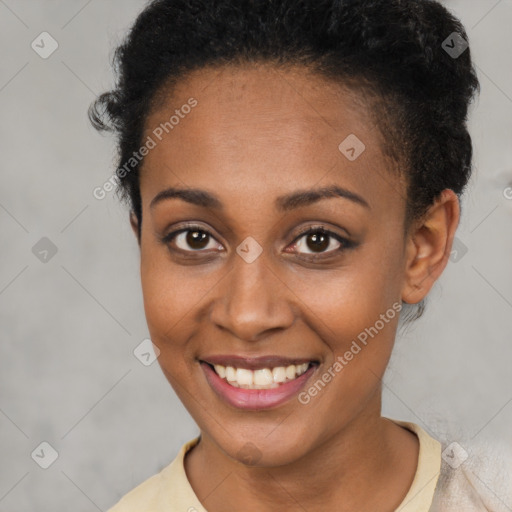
[106, 436, 201, 512]
[106, 463, 172, 512]
[431, 436, 512, 511]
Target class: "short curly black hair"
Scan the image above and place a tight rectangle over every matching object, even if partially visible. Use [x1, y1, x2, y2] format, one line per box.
[89, 0, 479, 322]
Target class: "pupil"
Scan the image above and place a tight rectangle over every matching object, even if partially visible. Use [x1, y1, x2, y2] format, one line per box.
[307, 232, 329, 252]
[187, 230, 208, 249]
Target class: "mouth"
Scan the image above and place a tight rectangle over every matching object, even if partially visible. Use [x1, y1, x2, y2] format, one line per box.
[203, 361, 315, 389]
[199, 356, 319, 410]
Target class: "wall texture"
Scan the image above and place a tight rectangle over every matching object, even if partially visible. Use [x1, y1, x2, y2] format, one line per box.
[0, 1, 511, 510]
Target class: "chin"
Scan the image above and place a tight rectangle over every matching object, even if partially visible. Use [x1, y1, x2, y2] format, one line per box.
[214, 426, 314, 468]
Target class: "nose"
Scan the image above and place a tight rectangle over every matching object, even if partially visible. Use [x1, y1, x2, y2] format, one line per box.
[209, 251, 295, 342]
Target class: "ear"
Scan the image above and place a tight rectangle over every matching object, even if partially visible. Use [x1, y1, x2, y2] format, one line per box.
[129, 211, 141, 246]
[401, 189, 460, 304]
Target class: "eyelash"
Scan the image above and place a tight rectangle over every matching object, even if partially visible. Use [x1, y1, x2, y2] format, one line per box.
[161, 223, 355, 260]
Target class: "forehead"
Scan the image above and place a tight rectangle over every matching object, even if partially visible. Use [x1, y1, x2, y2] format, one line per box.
[140, 63, 405, 217]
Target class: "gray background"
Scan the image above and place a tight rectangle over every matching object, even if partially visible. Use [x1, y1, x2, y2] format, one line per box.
[0, 0, 511, 510]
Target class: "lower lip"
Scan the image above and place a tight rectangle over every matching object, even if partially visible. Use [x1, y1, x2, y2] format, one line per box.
[201, 362, 317, 410]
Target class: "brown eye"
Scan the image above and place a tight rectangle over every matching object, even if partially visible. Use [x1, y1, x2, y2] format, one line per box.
[304, 231, 330, 253]
[185, 229, 210, 250]
[162, 225, 222, 253]
[291, 227, 353, 257]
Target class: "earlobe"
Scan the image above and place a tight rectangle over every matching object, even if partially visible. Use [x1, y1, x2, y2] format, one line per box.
[401, 189, 460, 304]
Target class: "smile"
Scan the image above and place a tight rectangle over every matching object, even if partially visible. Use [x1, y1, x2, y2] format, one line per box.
[200, 356, 319, 410]
[211, 363, 311, 389]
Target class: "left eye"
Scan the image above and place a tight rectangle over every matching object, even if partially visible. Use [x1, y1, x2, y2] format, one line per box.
[289, 227, 348, 256]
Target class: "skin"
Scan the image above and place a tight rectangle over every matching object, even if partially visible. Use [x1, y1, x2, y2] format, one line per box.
[130, 63, 459, 511]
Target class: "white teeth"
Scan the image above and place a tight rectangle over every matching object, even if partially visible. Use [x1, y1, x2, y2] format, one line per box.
[285, 365, 296, 380]
[214, 364, 226, 379]
[226, 366, 236, 382]
[254, 368, 273, 386]
[236, 368, 253, 386]
[272, 366, 287, 383]
[211, 362, 312, 389]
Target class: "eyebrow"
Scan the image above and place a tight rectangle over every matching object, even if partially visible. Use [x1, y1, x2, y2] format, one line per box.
[149, 184, 370, 211]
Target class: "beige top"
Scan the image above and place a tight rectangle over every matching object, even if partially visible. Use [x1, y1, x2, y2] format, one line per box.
[107, 417, 442, 511]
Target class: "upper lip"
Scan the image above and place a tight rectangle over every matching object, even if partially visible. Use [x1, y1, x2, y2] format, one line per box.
[200, 355, 319, 370]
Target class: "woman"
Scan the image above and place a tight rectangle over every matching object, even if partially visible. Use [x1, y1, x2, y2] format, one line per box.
[89, 0, 509, 510]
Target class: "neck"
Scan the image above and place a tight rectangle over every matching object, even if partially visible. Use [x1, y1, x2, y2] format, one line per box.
[184, 394, 419, 511]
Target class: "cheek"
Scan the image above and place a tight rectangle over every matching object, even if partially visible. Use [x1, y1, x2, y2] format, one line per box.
[284, 242, 403, 388]
[287, 249, 401, 339]
[292, 271, 400, 429]
[292, 271, 399, 371]
[139, 246, 192, 347]
[139, 246, 224, 360]
[139, 258, 206, 401]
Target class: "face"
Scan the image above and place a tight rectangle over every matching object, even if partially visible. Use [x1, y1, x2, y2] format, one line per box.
[136, 63, 412, 466]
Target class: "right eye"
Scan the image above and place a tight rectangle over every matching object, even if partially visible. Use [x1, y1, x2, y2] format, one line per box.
[161, 225, 224, 253]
